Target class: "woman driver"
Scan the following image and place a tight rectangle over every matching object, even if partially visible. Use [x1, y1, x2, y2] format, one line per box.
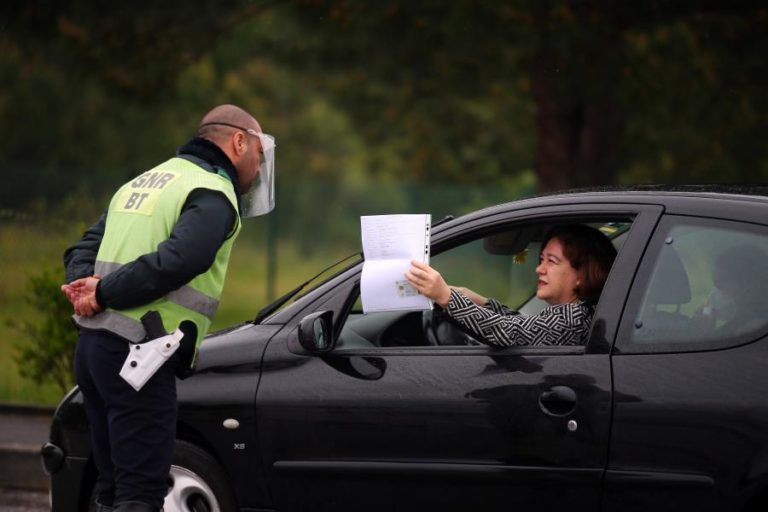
[405, 224, 617, 347]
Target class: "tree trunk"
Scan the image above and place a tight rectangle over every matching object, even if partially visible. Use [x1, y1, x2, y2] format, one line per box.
[531, 0, 622, 193]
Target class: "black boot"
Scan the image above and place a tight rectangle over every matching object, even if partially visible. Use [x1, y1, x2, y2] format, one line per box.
[112, 502, 160, 512]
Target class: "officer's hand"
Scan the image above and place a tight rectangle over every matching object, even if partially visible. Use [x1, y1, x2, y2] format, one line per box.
[72, 276, 103, 317]
[61, 283, 76, 305]
[62, 279, 87, 306]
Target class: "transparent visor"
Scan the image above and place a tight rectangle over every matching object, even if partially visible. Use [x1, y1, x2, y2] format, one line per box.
[242, 132, 276, 218]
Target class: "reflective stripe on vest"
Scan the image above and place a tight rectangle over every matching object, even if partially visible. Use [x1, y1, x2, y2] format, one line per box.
[94, 261, 220, 319]
[74, 311, 146, 342]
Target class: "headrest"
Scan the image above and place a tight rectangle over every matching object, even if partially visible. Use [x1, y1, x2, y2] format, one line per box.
[647, 246, 691, 305]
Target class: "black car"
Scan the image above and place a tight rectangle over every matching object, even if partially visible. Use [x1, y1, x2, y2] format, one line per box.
[42, 187, 768, 511]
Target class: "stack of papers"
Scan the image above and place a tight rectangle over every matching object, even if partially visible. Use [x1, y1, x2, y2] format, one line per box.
[360, 214, 433, 313]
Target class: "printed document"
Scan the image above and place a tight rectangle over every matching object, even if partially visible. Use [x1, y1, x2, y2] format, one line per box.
[360, 214, 432, 313]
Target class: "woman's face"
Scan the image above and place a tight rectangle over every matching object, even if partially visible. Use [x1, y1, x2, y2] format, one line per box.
[535, 237, 581, 305]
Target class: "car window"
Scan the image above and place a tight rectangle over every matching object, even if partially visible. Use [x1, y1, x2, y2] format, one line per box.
[338, 219, 630, 350]
[620, 216, 768, 353]
[341, 237, 535, 349]
[433, 236, 540, 311]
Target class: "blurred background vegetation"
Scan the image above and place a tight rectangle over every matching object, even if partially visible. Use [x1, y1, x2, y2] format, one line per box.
[1, 0, 767, 403]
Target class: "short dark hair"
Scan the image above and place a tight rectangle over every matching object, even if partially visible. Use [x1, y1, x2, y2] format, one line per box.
[542, 224, 618, 303]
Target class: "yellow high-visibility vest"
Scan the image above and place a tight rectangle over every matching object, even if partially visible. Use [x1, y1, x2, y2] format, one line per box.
[76, 157, 241, 352]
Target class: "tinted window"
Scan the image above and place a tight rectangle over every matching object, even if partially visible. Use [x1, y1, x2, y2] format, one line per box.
[621, 217, 768, 352]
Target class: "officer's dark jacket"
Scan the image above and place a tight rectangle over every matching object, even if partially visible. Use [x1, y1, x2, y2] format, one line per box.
[63, 138, 239, 310]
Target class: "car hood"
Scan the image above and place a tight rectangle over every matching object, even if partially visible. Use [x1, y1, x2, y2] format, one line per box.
[194, 322, 282, 372]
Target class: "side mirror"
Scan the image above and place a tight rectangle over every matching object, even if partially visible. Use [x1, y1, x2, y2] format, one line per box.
[298, 310, 335, 353]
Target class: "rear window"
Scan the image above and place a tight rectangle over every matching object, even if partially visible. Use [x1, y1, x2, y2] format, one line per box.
[620, 216, 768, 353]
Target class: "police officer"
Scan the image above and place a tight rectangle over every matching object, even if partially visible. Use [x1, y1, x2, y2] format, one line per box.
[61, 104, 276, 512]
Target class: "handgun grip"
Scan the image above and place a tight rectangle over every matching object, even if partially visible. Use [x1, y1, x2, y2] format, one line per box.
[140, 310, 168, 340]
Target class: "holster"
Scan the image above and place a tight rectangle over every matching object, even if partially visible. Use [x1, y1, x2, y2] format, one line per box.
[140, 311, 197, 379]
[174, 320, 197, 380]
[118, 311, 197, 391]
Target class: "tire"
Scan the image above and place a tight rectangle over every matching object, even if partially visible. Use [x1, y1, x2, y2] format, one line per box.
[164, 440, 237, 512]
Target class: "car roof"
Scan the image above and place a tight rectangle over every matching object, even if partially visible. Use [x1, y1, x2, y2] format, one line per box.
[468, 184, 768, 215]
[538, 184, 768, 199]
[428, 184, 768, 235]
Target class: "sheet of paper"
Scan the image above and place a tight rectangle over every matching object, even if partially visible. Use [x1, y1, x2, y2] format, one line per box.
[360, 214, 432, 313]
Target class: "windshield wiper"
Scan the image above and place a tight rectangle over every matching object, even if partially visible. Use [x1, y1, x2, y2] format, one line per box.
[253, 252, 362, 324]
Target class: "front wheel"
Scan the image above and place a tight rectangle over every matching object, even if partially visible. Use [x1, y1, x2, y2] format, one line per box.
[164, 441, 237, 512]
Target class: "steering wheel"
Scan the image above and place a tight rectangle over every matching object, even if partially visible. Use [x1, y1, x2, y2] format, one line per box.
[422, 307, 476, 346]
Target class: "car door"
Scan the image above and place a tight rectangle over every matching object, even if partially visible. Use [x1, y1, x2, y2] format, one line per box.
[605, 212, 768, 511]
[256, 203, 662, 512]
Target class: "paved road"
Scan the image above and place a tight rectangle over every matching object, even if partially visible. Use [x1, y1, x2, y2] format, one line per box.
[0, 406, 52, 447]
[0, 404, 54, 510]
[0, 489, 49, 512]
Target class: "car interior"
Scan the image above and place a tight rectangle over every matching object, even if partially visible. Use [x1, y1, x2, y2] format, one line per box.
[632, 245, 694, 342]
[336, 218, 632, 349]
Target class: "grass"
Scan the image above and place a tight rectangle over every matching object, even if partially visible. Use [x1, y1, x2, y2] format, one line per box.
[0, 221, 77, 405]
[0, 218, 358, 406]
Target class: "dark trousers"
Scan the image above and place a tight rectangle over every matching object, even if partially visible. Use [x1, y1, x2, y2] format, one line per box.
[75, 329, 178, 509]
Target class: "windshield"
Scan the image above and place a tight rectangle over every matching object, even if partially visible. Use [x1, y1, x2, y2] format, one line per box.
[254, 252, 363, 323]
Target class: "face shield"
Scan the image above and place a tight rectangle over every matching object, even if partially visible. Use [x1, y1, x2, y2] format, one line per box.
[241, 132, 276, 218]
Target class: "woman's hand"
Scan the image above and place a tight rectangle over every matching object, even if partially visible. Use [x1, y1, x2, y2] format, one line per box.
[405, 260, 452, 307]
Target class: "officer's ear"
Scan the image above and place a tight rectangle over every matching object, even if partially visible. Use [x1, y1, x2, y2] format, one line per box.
[233, 131, 248, 156]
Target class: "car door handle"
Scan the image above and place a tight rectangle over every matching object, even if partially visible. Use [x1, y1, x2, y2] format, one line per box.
[538, 386, 577, 417]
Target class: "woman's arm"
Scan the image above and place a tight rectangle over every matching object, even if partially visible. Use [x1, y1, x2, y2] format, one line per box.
[406, 261, 591, 347]
[446, 290, 590, 347]
[451, 286, 488, 306]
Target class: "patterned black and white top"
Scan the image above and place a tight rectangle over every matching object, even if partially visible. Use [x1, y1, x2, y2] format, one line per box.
[445, 289, 594, 347]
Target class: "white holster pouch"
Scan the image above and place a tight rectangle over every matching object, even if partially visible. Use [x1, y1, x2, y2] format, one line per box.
[119, 329, 184, 391]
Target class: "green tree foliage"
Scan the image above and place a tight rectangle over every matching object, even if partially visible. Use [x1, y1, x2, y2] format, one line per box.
[0, 1, 766, 204]
[619, 4, 768, 184]
[0, 0, 259, 208]
[12, 266, 78, 394]
[283, 0, 768, 190]
[280, 0, 537, 184]
[4, 1, 260, 96]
